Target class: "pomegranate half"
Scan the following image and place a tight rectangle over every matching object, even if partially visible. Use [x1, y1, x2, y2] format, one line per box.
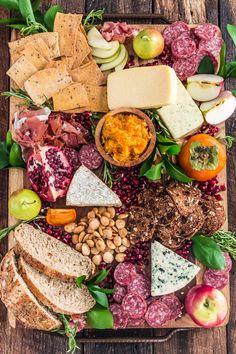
[27, 145, 73, 202]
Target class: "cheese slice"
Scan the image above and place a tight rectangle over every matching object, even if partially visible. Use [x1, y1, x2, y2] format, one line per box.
[158, 79, 204, 140]
[151, 241, 200, 296]
[107, 65, 177, 110]
[66, 165, 122, 207]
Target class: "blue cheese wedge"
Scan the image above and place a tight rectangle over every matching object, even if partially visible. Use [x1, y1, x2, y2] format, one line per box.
[157, 78, 204, 140]
[151, 241, 200, 296]
[66, 165, 122, 207]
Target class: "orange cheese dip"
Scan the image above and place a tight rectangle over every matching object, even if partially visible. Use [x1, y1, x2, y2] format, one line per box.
[102, 113, 150, 163]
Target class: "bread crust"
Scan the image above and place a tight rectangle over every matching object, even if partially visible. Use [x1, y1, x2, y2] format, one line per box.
[0, 249, 61, 331]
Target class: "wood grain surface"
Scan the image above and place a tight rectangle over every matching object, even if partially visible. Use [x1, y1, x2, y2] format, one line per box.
[0, 1, 235, 353]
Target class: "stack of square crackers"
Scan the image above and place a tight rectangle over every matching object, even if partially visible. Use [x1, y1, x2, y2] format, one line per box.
[7, 13, 108, 113]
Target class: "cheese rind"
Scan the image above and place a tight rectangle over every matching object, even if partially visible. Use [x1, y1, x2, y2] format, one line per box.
[151, 241, 200, 296]
[158, 79, 204, 140]
[107, 65, 177, 110]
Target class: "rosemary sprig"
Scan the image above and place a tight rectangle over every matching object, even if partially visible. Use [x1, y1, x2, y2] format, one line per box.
[211, 230, 236, 260]
[0, 216, 44, 241]
[220, 135, 236, 149]
[56, 315, 79, 354]
[83, 8, 105, 31]
[90, 112, 102, 137]
[1, 89, 53, 110]
[144, 109, 171, 137]
[102, 160, 116, 188]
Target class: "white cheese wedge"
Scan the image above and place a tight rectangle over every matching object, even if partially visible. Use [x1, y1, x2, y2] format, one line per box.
[151, 241, 200, 296]
[157, 79, 204, 140]
[107, 65, 177, 110]
[66, 165, 122, 207]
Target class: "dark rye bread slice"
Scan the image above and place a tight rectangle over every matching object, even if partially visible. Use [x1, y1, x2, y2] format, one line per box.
[14, 224, 94, 281]
[19, 257, 96, 315]
[0, 249, 61, 331]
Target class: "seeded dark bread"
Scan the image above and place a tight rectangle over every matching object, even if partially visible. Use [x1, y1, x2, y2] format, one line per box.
[18, 257, 95, 315]
[199, 197, 225, 235]
[14, 224, 94, 281]
[0, 249, 61, 331]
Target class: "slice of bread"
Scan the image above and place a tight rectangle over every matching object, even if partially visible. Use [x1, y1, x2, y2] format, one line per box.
[19, 257, 95, 315]
[66, 165, 122, 207]
[14, 224, 94, 281]
[0, 249, 61, 331]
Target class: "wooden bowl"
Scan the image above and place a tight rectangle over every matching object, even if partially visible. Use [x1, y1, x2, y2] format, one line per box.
[95, 107, 156, 167]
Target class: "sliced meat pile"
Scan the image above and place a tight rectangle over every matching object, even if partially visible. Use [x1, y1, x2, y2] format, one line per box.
[100, 22, 137, 43]
[111, 262, 182, 328]
[203, 252, 231, 290]
[163, 21, 223, 80]
[135, 181, 225, 249]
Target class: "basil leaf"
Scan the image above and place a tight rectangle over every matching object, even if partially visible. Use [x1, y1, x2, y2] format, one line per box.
[9, 142, 25, 167]
[75, 275, 86, 288]
[88, 289, 109, 308]
[144, 161, 163, 180]
[166, 144, 181, 156]
[18, 0, 35, 22]
[0, 18, 23, 24]
[34, 10, 44, 25]
[156, 134, 174, 144]
[86, 304, 113, 329]
[6, 131, 13, 150]
[87, 269, 109, 285]
[0, 141, 9, 169]
[192, 235, 226, 270]
[163, 157, 193, 183]
[225, 61, 236, 78]
[197, 56, 215, 74]
[218, 43, 226, 77]
[232, 90, 236, 97]
[139, 149, 155, 176]
[44, 5, 63, 32]
[88, 285, 116, 294]
[0, 0, 19, 11]
[227, 24, 236, 46]
[32, 0, 41, 12]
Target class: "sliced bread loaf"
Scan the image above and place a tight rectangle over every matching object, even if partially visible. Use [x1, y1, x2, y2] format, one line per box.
[0, 249, 61, 331]
[14, 224, 94, 281]
[19, 257, 95, 315]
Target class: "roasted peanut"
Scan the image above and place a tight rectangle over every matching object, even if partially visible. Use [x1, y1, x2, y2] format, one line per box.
[79, 221, 88, 227]
[122, 238, 130, 247]
[103, 228, 113, 239]
[103, 251, 114, 264]
[105, 247, 114, 254]
[87, 239, 95, 248]
[92, 254, 102, 266]
[102, 211, 111, 218]
[87, 210, 96, 219]
[107, 207, 116, 218]
[83, 234, 90, 242]
[87, 227, 95, 234]
[91, 247, 100, 255]
[109, 219, 115, 227]
[64, 222, 77, 233]
[100, 216, 110, 226]
[78, 234, 85, 243]
[89, 218, 100, 230]
[98, 207, 106, 214]
[118, 213, 128, 219]
[119, 245, 127, 253]
[82, 243, 90, 256]
[116, 219, 126, 230]
[119, 228, 128, 238]
[113, 235, 122, 247]
[73, 225, 85, 234]
[75, 242, 82, 252]
[106, 240, 116, 250]
[72, 234, 79, 244]
[98, 226, 103, 236]
[96, 240, 106, 252]
[115, 253, 126, 262]
[93, 207, 98, 214]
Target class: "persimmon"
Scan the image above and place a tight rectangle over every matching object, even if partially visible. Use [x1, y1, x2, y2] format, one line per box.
[178, 134, 226, 181]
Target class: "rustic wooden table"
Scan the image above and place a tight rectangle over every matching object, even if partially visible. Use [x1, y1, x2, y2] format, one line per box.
[0, 1, 235, 353]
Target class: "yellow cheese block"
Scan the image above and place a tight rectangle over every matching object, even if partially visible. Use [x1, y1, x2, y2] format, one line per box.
[158, 79, 204, 140]
[107, 65, 177, 110]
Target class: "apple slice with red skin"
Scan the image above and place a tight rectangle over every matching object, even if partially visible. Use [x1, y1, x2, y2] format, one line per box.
[185, 284, 227, 328]
[187, 74, 224, 102]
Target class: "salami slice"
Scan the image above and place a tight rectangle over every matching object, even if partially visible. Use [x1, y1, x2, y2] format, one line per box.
[145, 300, 170, 327]
[207, 252, 232, 276]
[110, 304, 129, 329]
[122, 293, 147, 319]
[127, 273, 151, 299]
[171, 33, 197, 59]
[173, 56, 198, 81]
[160, 295, 182, 320]
[163, 21, 190, 47]
[78, 144, 103, 170]
[203, 269, 228, 289]
[128, 317, 145, 327]
[114, 262, 137, 286]
[113, 283, 127, 303]
[194, 23, 219, 41]
[198, 36, 223, 58]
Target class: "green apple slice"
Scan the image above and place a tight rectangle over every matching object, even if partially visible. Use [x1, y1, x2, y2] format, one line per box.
[87, 27, 111, 50]
[95, 46, 121, 64]
[92, 41, 120, 59]
[100, 45, 127, 71]
[115, 49, 128, 71]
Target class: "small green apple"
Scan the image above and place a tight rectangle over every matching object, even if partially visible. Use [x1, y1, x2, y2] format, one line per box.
[9, 189, 41, 220]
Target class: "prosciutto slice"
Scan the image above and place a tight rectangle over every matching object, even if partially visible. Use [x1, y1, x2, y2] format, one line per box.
[100, 21, 138, 43]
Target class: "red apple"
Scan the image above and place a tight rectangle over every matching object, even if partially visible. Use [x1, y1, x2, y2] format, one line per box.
[133, 28, 164, 59]
[185, 284, 227, 328]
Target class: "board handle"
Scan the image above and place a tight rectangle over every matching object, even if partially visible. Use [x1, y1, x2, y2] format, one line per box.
[76, 328, 188, 344]
[102, 13, 171, 24]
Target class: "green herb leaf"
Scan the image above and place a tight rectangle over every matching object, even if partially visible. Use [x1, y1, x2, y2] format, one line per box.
[44, 5, 63, 32]
[144, 161, 163, 180]
[0, 0, 19, 11]
[18, 0, 35, 22]
[0, 18, 23, 24]
[232, 90, 236, 97]
[163, 157, 193, 183]
[7, 24, 26, 30]
[9, 142, 25, 167]
[6, 131, 13, 150]
[88, 288, 109, 308]
[219, 135, 236, 148]
[192, 234, 226, 269]
[166, 144, 181, 155]
[87, 269, 109, 285]
[83, 8, 105, 31]
[75, 275, 86, 288]
[139, 149, 156, 176]
[198, 56, 215, 74]
[0, 216, 43, 241]
[227, 24, 236, 46]
[0, 141, 10, 169]
[58, 314, 79, 354]
[218, 43, 226, 77]
[88, 284, 116, 294]
[211, 230, 236, 260]
[86, 304, 113, 329]
[144, 109, 171, 137]
[102, 160, 114, 188]
[225, 61, 236, 78]
[32, 0, 41, 12]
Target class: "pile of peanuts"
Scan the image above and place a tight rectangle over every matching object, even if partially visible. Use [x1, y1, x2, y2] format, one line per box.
[64, 207, 130, 266]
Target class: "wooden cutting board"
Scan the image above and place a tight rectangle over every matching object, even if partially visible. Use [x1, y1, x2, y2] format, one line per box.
[7, 24, 229, 329]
